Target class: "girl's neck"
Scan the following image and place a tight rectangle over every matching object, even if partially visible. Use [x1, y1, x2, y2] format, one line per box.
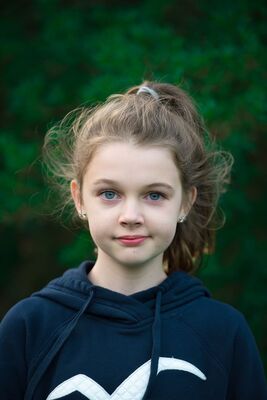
[88, 254, 167, 295]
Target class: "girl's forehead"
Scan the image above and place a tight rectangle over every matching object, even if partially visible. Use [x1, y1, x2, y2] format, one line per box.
[91, 142, 174, 164]
[84, 142, 181, 186]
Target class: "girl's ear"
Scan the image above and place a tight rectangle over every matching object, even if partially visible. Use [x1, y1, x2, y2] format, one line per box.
[188, 186, 197, 208]
[70, 179, 82, 213]
[181, 186, 197, 216]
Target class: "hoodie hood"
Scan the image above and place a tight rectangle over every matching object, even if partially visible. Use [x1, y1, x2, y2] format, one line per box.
[25, 260, 210, 400]
[36, 260, 210, 322]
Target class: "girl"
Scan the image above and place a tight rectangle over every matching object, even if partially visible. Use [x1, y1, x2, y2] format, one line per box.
[0, 82, 266, 400]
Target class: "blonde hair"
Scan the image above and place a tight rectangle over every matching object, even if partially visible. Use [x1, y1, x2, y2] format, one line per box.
[43, 81, 233, 274]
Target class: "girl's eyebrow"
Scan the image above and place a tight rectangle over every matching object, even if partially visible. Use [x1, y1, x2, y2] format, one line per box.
[92, 178, 175, 192]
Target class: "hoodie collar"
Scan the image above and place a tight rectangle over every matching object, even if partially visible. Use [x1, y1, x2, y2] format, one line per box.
[35, 260, 210, 323]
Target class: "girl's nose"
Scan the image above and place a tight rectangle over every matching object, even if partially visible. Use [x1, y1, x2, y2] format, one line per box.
[118, 200, 144, 226]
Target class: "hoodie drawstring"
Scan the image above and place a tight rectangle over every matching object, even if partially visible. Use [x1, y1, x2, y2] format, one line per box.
[26, 286, 162, 399]
[142, 289, 162, 400]
[25, 288, 95, 400]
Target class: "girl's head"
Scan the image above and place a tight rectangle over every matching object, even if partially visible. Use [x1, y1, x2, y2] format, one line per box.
[43, 81, 233, 274]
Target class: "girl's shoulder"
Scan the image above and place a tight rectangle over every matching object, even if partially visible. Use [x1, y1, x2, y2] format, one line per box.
[179, 295, 259, 363]
[181, 295, 251, 337]
[0, 292, 68, 336]
[1, 296, 42, 326]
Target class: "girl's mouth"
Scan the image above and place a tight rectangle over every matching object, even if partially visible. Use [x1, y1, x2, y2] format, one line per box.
[117, 236, 148, 246]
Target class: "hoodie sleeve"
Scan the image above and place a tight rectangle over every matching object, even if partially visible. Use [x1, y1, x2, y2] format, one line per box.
[0, 304, 27, 399]
[226, 313, 267, 400]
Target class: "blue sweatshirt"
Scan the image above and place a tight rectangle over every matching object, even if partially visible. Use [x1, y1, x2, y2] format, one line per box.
[0, 260, 266, 399]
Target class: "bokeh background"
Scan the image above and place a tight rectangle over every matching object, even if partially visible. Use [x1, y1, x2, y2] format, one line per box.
[1, 0, 266, 374]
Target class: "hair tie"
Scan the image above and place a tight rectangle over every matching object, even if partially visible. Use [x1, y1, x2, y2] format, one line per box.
[137, 86, 159, 100]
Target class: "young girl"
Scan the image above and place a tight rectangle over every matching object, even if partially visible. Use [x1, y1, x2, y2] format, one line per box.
[0, 82, 266, 400]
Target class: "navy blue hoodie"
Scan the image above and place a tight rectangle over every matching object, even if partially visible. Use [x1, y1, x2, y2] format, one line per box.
[0, 260, 266, 399]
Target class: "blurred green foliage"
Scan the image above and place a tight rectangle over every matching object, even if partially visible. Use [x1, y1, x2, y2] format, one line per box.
[0, 0, 266, 373]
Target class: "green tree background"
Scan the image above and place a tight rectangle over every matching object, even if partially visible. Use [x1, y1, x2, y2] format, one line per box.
[1, 0, 266, 373]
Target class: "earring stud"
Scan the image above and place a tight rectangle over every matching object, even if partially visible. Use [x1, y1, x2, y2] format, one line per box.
[178, 215, 186, 223]
[79, 211, 87, 220]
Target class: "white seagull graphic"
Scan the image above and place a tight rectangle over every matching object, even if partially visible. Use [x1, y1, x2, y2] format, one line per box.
[46, 357, 206, 400]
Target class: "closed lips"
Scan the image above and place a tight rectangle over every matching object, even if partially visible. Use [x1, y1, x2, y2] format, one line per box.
[117, 236, 147, 239]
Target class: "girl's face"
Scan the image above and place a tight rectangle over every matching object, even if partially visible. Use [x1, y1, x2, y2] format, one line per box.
[71, 142, 196, 273]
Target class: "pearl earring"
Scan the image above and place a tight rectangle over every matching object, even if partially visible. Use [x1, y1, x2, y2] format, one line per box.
[178, 215, 186, 223]
[79, 211, 87, 220]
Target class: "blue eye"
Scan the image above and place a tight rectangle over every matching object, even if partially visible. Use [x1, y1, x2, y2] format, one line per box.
[100, 191, 118, 200]
[148, 192, 164, 201]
